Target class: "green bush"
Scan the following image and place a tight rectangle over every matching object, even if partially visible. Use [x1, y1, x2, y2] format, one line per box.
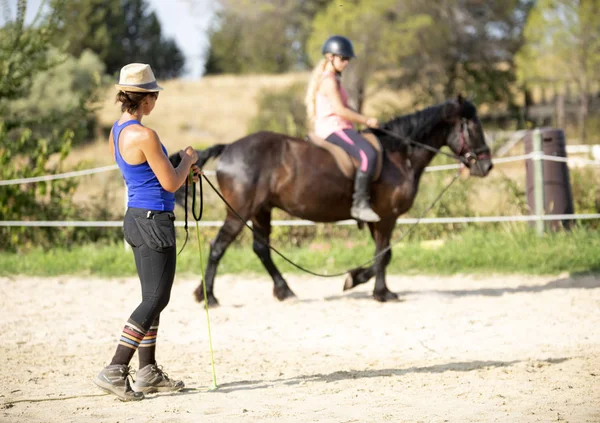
[570, 166, 600, 229]
[0, 3, 109, 251]
[248, 83, 308, 138]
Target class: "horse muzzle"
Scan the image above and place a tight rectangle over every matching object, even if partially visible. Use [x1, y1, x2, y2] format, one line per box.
[469, 157, 493, 177]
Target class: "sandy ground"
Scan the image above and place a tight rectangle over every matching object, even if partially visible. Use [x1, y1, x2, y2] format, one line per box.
[1, 272, 599, 423]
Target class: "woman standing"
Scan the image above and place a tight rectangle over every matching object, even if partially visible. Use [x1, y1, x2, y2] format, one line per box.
[305, 35, 381, 222]
[94, 63, 199, 401]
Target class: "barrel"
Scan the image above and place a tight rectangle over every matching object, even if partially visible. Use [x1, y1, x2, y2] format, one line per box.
[524, 128, 574, 231]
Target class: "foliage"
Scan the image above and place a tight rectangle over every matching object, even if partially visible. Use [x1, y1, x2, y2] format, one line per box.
[307, 0, 431, 111]
[516, 0, 600, 140]
[516, 0, 600, 84]
[570, 166, 600, 228]
[204, 0, 329, 74]
[50, 0, 185, 78]
[0, 0, 110, 251]
[2, 226, 599, 277]
[248, 83, 308, 138]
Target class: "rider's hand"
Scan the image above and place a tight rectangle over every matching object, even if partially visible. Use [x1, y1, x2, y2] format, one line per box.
[366, 117, 379, 128]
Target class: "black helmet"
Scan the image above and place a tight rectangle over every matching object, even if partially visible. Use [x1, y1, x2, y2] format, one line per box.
[321, 35, 356, 58]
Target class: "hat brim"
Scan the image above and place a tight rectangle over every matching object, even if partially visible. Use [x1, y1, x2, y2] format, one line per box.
[115, 82, 163, 93]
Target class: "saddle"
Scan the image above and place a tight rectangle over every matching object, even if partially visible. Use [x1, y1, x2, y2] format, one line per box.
[306, 132, 384, 181]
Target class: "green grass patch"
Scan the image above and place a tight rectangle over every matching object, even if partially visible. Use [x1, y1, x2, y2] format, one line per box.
[0, 226, 598, 278]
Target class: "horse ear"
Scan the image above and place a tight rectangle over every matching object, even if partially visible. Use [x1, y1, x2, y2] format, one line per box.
[457, 93, 465, 105]
[443, 100, 461, 122]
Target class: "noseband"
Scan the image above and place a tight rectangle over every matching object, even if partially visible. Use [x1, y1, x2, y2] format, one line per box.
[455, 119, 491, 164]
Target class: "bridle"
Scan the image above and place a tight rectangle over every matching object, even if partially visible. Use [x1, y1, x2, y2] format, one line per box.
[375, 117, 490, 167]
[453, 118, 491, 165]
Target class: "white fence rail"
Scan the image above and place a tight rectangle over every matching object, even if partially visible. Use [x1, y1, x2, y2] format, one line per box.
[2, 138, 600, 229]
[1, 213, 599, 228]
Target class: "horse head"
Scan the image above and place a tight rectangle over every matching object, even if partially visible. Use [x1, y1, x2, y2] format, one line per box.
[442, 95, 493, 177]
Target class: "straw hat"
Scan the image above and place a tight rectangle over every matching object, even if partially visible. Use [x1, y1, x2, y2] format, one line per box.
[115, 63, 163, 93]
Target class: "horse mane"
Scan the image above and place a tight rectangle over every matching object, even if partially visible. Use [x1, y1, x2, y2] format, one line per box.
[373, 100, 477, 152]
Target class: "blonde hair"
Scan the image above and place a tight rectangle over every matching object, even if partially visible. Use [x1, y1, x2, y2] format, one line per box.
[304, 58, 329, 128]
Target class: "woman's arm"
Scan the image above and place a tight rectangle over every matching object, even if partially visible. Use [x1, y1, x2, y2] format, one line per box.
[320, 77, 378, 127]
[139, 129, 197, 192]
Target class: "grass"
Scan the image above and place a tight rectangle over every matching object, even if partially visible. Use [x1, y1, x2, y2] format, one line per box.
[1, 226, 598, 278]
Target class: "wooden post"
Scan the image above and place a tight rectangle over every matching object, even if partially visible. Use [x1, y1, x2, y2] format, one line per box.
[555, 93, 565, 129]
[533, 128, 545, 236]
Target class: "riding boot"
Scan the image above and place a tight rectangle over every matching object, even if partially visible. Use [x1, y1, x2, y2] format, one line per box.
[350, 171, 381, 222]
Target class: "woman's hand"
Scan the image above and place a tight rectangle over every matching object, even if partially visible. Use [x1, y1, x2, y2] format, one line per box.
[179, 146, 198, 164]
[191, 164, 203, 183]
[366, 117, 379, 128]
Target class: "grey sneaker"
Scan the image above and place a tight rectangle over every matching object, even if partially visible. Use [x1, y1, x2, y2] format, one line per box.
[132, 363, 185, 394]
[93, 364, 144, 401]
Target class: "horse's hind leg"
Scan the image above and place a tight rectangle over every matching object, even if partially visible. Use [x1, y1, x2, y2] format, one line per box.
[194, 214, 245, 307]
[252, 208, 296, 301]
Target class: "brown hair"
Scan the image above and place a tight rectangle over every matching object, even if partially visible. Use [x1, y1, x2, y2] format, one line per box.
[115, 91, 158, 114]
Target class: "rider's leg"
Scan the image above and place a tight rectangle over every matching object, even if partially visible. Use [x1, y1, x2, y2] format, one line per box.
[326, 129, 380, 222]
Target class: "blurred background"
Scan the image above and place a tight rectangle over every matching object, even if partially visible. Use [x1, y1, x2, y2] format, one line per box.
[1, 0, 599, 276]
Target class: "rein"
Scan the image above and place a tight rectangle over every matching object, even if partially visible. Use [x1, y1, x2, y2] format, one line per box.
[374, 119, 491, 166]
[177, 171, 204, 255]
[200, 171, 460, 279]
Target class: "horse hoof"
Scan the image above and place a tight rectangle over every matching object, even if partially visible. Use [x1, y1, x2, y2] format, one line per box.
[373, 290, 399, 302]
[194, 286, 220, 307]
[343, 274, 355, 291]
[205, 295, 220, 308]
[273, 285, 296, 301]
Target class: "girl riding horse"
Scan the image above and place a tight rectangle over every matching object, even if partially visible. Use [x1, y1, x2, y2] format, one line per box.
[305, 35, 381, 222]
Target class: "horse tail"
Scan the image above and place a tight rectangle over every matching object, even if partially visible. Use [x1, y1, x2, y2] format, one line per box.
[197, 143, 226, 168]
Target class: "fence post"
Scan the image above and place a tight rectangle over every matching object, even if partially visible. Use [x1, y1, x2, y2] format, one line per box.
[124, 182, 131, 252]
[532, 128, 545, 236]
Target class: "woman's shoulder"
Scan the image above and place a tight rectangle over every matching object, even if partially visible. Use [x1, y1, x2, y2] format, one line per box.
[121, 123, 158, 144]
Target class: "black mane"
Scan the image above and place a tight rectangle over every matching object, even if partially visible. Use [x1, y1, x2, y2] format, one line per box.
[372, 100, 476, 152]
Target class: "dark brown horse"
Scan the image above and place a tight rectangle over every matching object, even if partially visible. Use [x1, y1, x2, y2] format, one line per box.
[182, 96, 492, 306]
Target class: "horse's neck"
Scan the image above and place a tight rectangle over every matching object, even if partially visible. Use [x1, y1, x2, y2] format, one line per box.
[406, 127, 449, 180]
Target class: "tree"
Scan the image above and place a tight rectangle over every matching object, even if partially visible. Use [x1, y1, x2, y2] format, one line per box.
[308, 0, 431, 112]
[516, 0, 600, 141]
[204, 0, 330, 74]
[309, 0, 533, 115]
[0, 0, 106, 250]
[50, 0, 185, 78]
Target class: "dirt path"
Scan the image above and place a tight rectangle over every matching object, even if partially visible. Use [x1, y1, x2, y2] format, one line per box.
[1, 273, 599, 422]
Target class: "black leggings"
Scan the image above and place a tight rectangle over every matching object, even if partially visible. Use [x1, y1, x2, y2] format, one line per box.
[123, 207, 177, 331]
[326, 128, 378, 178]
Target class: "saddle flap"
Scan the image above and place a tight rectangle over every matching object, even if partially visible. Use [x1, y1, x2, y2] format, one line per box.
[307, 132, 383, 181]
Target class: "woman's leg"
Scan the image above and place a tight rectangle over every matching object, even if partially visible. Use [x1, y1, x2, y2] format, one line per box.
[138, 315, 159, 369]
[95, 209, 179, 400]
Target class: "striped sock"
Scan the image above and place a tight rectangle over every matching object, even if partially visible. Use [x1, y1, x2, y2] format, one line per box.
[109, 320, 146, 366]
[138, 322, 159, 369]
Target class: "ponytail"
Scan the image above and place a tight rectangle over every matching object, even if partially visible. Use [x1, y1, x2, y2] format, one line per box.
[304, 58, 328, 129]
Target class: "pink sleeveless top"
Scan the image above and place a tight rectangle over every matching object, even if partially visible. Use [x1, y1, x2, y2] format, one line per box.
[314, 71, 353, 138]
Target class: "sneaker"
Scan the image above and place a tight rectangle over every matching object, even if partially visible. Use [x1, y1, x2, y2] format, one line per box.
[351, 203, 381, 222]
[93, 364, 144, 401]
[132, 363, 185, 394]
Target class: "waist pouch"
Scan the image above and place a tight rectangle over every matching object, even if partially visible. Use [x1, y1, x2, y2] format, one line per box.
[131, 209, 176, 252]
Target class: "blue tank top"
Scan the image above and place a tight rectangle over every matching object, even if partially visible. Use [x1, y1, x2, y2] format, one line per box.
[113, 120, 175, 211]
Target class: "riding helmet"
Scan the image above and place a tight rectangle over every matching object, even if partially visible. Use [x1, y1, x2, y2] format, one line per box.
[321, 35, 356, 58]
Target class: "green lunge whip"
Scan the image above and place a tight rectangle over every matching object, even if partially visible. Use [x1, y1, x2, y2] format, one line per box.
[190, 171, 218, 390]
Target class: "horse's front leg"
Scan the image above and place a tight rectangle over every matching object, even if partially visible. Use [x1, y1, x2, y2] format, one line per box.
[371, 218, 399, 302]
[343, 222, 391, 291]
